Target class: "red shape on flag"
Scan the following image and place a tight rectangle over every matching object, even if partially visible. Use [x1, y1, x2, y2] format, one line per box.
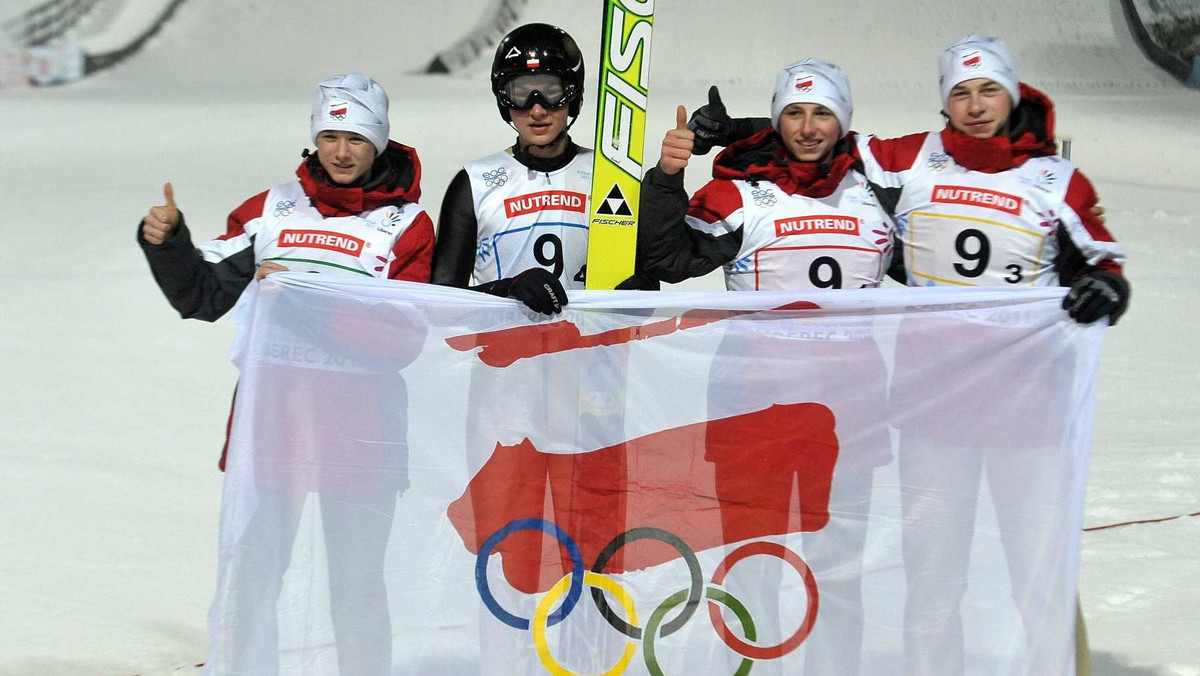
[446, 402, 839, 594]
[445, 302, 820, 368]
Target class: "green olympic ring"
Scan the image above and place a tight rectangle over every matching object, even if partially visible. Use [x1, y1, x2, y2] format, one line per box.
[643, 586, 758, 676]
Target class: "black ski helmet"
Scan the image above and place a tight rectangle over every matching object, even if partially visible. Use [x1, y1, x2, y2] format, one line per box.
[491, 23, 585, 122]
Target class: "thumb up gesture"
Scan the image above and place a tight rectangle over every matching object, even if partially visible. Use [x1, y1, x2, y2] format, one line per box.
[142, 183, 181, 245]
[659, 105, 694, 176]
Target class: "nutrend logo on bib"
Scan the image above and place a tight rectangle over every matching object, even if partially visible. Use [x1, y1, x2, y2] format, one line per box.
[279, 229, 364, 255]
[504, 191, 588, 218]
[931, 185, 1022, 215]
[775, 215, 861, 237]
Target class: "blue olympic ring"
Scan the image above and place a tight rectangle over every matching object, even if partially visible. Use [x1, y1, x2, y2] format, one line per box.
[474, 518, 585, 630]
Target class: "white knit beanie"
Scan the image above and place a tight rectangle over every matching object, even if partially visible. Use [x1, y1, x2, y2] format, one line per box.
[770, 58, 852, 137]
[938, 35, 1020, 109]
[310, 73, 390, 156]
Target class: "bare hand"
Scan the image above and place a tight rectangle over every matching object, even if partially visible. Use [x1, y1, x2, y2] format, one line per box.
[256, 261, 290, 281]
[660, 105, 694, 176]
[1092, 203, 1106, 226]
[142, 183, 181, 245]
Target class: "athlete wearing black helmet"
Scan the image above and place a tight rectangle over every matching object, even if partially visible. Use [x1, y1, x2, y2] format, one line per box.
[431, 23, 589, 313]
[491, 22, 586, 125]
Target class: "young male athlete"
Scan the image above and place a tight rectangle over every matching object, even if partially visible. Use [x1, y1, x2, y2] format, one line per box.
[432, 23, 589, 313]
[638, 58, 895, 676]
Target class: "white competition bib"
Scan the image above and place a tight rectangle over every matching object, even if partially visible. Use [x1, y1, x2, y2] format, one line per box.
[906, 211, 1047, 287]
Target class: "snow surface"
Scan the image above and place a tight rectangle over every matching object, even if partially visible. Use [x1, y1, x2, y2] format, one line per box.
[0, 0, 1197, 674]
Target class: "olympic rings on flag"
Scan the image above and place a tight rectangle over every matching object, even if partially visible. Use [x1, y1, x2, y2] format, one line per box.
[475, 518, 585, 630]
[643, 586, 756, 676]
[533, 571, 639, 676]
[475, 521, 820, 673]
[708, 541, 820, 660]
[590, 527, 704, 640]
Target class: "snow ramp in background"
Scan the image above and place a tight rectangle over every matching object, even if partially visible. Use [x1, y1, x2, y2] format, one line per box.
[83, 0, 511, 93]
[46, 0, 1194, 212]
[20, 0, 1179, 96]
[518, 0, 1178, 97]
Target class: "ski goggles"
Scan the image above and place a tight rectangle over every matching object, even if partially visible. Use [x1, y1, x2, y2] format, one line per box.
[498, 73, 573, 110]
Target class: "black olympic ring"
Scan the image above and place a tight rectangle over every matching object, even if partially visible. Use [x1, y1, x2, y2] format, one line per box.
[589, 526, 704, 640]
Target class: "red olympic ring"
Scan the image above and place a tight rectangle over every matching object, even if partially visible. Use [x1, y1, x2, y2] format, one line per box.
[706, 541, 819, 660]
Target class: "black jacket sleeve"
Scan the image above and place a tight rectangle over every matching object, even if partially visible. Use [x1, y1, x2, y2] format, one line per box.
[1054, 226, 1102, 288]
[431, 169, 478, 288]
[635, 165, 743, 284]
[137, 214, 255, 322]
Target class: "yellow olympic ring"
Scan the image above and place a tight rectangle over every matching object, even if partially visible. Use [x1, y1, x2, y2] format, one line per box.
[533, 571, 639, 676]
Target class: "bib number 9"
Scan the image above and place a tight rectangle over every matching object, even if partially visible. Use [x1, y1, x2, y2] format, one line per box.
[809, 256, 843, 289]
[493, 225, 589, 289]
[534, 233, 565, 278]
[953, 229, 990, 278]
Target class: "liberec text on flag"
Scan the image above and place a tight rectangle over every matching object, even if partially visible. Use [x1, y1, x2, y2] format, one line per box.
[203, 275, 1107, 676]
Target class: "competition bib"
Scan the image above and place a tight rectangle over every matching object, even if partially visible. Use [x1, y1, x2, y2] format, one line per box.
[739, 244, 885, 291]
[906, 211, 1048, 287]
[490, 222, 591, 287]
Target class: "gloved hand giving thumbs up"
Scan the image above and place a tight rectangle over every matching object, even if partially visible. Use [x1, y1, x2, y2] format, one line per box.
[687, 85, 731, 155]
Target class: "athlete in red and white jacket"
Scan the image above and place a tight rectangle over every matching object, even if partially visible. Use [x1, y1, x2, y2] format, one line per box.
[638, 59, 894, 676]
[139, 76, 432, 323]
[859, 82, 1125, 310]
[137, 73, 434, 466]
[637, 59, 896, 291]
[139, 141, 432, 321]
[137, 74, 432, 676]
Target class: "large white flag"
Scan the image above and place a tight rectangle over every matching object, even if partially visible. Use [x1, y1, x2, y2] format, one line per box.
[203, 275, 1106, 676]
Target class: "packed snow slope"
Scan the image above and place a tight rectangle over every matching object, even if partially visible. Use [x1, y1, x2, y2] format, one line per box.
[1, 0, 1197, 675]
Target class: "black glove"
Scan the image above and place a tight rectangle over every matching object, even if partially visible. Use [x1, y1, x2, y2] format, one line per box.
[1063, 269, 1129, 325]
[494, 267, 567, 315]
[688, 85, 731, 156]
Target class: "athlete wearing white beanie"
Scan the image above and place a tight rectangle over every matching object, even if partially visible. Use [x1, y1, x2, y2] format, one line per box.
[311, 73, 390, 156]
[770, 58, 852, 137]
[938, 35, 1020, 109]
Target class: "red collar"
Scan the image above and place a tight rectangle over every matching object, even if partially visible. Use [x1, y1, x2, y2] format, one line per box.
[297, 141, 422, 217]
[940, 83, 1059, 172]
[713, 128, 856, 198]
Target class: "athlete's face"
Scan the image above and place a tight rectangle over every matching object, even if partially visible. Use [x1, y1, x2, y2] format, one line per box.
[315, 130, 376, 184]
[945, 78, 1012, 139]
[777, 103, 842, 163]
[511, 102, 570, 158]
